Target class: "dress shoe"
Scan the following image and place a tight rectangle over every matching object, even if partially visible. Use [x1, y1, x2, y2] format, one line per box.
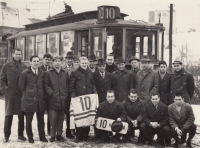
[186, 140, 193, 148]
[74, 138, 80, 143]
[40, 137, 48, 142]
[3, 137, 9, 143]
[50, 137, 55, 142]
[18, 136, 27, 141]
[28, 138, 34, 143]
[56, 135, 64, 142]
[66, 133, 74, 139]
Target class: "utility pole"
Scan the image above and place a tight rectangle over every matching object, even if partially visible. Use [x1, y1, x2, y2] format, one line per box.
[169, 4, 173, 73]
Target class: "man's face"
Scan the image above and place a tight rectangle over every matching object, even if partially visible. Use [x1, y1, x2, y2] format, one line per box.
[97, 64, 106, 73]
[88, 60, 96, 69]
[106, 56, 114, 66]
[12, 50, 22, 61]
[106, 92, 115, 103]
[66, 57, 73, 65]
[174, 96, 184, 107]
[141, 61, 149, 70]
[159, 64, 167, 73]
[151, 95, 160, 106]
[53, 59, 62, 69]
[173, 64, 182, 72]
[73, 60, 80, 69]
[131, 60, 139, 69]
[80, 59, 88, 70]
[129, 93, 138, 102]
[31, 57, 40, 69]
[117, 63, 125, 71]
[43, 57, 51, 66]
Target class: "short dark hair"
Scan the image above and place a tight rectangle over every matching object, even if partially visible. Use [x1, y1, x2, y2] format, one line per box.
[150, 89, 160, 97]
[174, 90, 182, 98]
[30, 55, 39, 61]
[107, 53, 114, 58]
[129, 89, 137, 95]
[106, 90, 115, 96]
[158, 61, 167, 67]
[43, 53, 52, 59]
[12, 48, 22, 53]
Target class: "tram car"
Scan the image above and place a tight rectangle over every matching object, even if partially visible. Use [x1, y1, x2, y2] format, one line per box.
[6, 5, 165, 68]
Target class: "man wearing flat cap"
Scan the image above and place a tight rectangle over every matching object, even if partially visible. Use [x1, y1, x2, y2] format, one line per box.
[88, 54, 98, 73]
[170, 59, 194, 104]
[129, 56, 140, 88]
[136, 55, 159, 101]
[44, 56, 69, 142]
[93, 59, 112, 103]
[111, 57, 134, 102]
[62, 51, 74, 76]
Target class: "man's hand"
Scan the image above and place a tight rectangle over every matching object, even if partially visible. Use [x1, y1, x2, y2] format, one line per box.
[176, 128, 182, 136]
[117, 118, 121, 122]
[131, 120, 138, 127]
[150, 122, 158, 128]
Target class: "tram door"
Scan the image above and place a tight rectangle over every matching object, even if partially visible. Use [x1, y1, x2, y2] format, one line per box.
[77, 31, 89, 57]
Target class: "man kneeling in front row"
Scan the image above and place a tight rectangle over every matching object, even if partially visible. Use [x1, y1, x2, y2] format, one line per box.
[168, 91, 196, 148]
[95, 90, 127, 142]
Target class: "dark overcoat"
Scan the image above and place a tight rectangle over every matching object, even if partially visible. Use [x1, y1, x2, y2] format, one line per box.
[129, 67, 140, 89]
[18, 67, 46, 112]
[142, 101, 168, 128]
[0, 61, 27, 116]
[170, 68, 194, 103]
[111, 69, 134, 102]
[136, 68, 159, 100]
[105, 63, 118, 73]
[93, 71, 112, 103]
[69, 67, 96, 97]
[44, 68, 69, 110]
[168, 103, 195, 130]
[158, 72, 171, 105]
[122, 98, 143, 124]
[95, 100, 126, 121]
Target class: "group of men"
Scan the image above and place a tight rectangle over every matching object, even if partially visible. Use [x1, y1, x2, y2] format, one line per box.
[0, 48, 196, 148]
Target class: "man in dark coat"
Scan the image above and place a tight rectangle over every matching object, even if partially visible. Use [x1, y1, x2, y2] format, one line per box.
[105, 53, 118, 73]
[140, 91, 170, 146]
[168, 92, 196, 148]
[158, 61, 171, 105]
[129, 56, 140, 88]
[39, 53, 52, 135]
[111, 57, 134, 102]
[95, 90, 127, 142]
[0, 48, 27, 142]
[93, 59, 112, 103]
[136, 55, 159, 101]
[171, 59, 194, 103]
[69, 56, 96, 143]
[44, 56, 69, 142]
[122, 89, 144, 142]
[18, 55, 48, 143]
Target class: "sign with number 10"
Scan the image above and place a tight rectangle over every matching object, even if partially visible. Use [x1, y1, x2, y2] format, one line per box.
[97, 6, 120, 22]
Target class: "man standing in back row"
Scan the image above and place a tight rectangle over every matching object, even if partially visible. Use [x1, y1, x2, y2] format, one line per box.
[105, 53, 118, 73]
[0, 48, 27, 143]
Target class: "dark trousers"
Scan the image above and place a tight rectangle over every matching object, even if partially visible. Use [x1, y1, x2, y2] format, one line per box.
[140, 123, 170, 140]
[76, 126, 90, 139]
[4, 113, 25, 138]
[66, 102, 71, 135]
[127, 123, 143, 138]
[25, 111, 45, 139]
[170, 124, 197, 142]
[47, 111, 50, 133]
[49, 110, 64, 137]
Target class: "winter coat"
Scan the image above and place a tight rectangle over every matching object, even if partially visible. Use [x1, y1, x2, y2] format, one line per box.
[129, 67, 140, 89]
[44, 68, 69, 110]
[136, 67, 159, 100]
[18, 67, 46, 112]
[168, 102, 195, 130]
[170, 68, 194, 103]
[142, 101, 168, 128]
[95, 100, 126, 121]
[105, 63, 118, 73]
[122, 98, 143, 123]
[158, 72, 171, 105]
[111, 69, 134, 102]
[0, 61, 27, 116]
[69, 67, 96, 97]
[93, 71, 112, 103]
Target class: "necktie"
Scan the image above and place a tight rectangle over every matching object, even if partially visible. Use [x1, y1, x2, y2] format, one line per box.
[35, 70, 37, 75]
[101, 72, 104, 79]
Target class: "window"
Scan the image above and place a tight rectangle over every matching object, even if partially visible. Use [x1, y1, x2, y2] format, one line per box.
[143, 36, 148, 55]
[36, 34, 46, 59]
[16, 37, 25, 60]
[61, 31, 74, 57]
[152, 34, 156, 61]
[47, 32, 59, 56]
[91, 29, 103, 58]
[135, 37, 140, 59]
[159, 32, 163, 60]
[25, 36, 35, 61]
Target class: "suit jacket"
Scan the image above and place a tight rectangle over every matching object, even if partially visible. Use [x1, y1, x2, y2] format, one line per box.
[95, 100, 126, 121]
[93, 71, 112, 103]
[168, 102, 195, 131]
[142, 101, 168, 128]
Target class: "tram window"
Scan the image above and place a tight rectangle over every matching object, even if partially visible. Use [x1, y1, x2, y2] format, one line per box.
[16, 37, 24, 60]
[61, 31, 74, 58]
[47, 32, 59, 56]
[107, 35, 114, 56]
[36, 35, 46, 59]
[159, 32, 162, 60]
[135, 37, 140, 59]
[25, 36, 35, 61]
[91, 29, 102, 58]
[152, 34, 156, 61]
[143, 37, 148, 55]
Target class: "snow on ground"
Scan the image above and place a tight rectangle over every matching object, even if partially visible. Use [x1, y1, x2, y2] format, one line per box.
[0, 99, 199, 148]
